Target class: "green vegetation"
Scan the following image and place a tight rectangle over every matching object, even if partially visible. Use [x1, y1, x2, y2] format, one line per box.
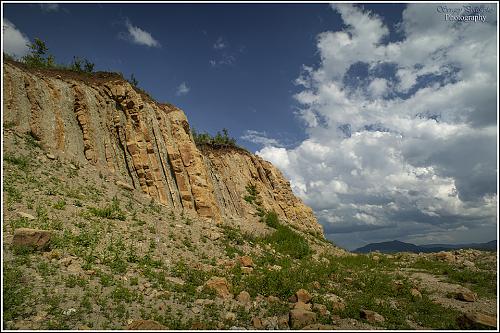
[11, 38, 95, 74]
[88, 196, 126, 221]
[191, 128, 237, 148]
[410, 257, 497, 298]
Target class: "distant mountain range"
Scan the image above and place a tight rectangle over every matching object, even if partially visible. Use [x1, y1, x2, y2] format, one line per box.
[354, 240, 497, 254]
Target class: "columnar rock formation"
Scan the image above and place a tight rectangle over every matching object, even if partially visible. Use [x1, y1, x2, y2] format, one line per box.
[3, 61, 323, 235]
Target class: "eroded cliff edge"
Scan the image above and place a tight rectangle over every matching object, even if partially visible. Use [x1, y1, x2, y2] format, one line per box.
[3, 61, 323, 236]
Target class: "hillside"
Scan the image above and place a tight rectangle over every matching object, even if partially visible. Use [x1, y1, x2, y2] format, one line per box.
[355, 240, 497, 254]
[2, 61, 497, 330]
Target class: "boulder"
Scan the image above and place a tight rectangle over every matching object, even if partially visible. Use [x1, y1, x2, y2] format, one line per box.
[252, 317, 263, 329]
[410, 288, 422, 299]
[289, 309, 317, 329]
[236, 291, 251, 304]
[294, 301, 312, 311]
[360, 309, 385, 323]
[17, 212, 36, 220]
[455, 290, 477, 302]
[13, 228, 51, 250]
[312, 303, 329, 316]
[301, 324, 335, 330]
[205, 276, 232, 299]
[238, 255, 254, 267]
[457, 312, 497, 329]
[126, 320, 168, 330]
[295, 289, 312, 303]
[116, 180, 134, 191]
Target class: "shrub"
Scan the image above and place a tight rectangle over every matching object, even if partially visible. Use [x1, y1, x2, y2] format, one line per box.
[192, 127, 237, 148]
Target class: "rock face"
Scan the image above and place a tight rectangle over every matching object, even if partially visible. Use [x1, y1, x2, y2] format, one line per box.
[3, 61, 322, 235]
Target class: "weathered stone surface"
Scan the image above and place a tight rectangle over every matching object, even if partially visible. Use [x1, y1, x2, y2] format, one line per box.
[295, 289, 312, 304]
[252, 317, 263, 329]
[126, 319, 168, 330]
[116, 180, 134, 191]
[13, 228, 51, 250]
[312, 303, 329, 316]
[301, 324, 335, 330]
[236, 291, 251, 304]
[205, 277, 232, 299]
[239, 255, 254, 267]
[4, 61, 323, 236]
[294, 301, 312, 311]
[410, 288, 422, 299]
[455, 290, 477, 302]
[457, 312, 497, 329]
[290, 309, 317, 329]
[17, 212, 36, 220]
[360, 309, 385, 323]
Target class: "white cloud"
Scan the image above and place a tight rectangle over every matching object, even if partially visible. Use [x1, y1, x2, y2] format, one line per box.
[122, 19, 161, 48]
[39, 4, 59, 12]
[2, 19, 30, 59]
[176, 82, 190, 96]
[256, 4, 497, 249]
[241, 130, 283, 148]
[213, 36, 227, 50]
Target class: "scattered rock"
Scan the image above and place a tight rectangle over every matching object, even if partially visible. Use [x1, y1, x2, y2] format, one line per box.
[63, 308, 77, 316]
[301, 324, 335, 330]
[46, 153, 56, 160]
[224, 312, 236, 321]
[289, 309, 317, 329]
[69, 163, 77, 170]
[312, 303, 329, 316]
[295, 289, 312, 303]
[17, 211, 36, 220]
[372, 255, 380, 262]
[267, 295, 280, 303]
[435, 252, 455, 262]
[331, 301, 346, 312]
[312, 281, 321, 290]
[252, 317, 263, 329]
[294, 301, 312, 311]
[236, 291, 251, 304]
[207, 231, 222, 240]
[165, 276, 185, 285]
[238, 255, 254, 267]
[462, 260, 475, 268]
[241, 267, 253, 274]
[288, 294, 298, 303]
[13, 228, 51, 250]
[126, 319, 168, 330]
[410, 288, 422, 299]
[344, 277, 353, 283]
[360, 309, 385, 323]
[116, 180, 134, 191]
[457, 312, 497, 329]
[455, 290, 477, 302]
[205, 276, 232, 299]
[277, 314, 290, 329]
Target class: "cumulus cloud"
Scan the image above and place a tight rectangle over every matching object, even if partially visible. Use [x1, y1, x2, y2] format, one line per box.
[121, 19, 161, 48]
[3, 18, 30, 59]
[39, 4, 60, 12]
[176, 82, 190, 96]
[257, 3, 497, 249]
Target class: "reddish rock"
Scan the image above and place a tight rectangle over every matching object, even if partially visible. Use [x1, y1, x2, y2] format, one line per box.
[13, 228, 51, 250]
[360, 309, 385, 323]
[126, 320, 168, 330]
[295, 289, 312, 303]
[290, 309, 317, 329]
[239, 255, 254, 267]
[204, 277, 232, 299]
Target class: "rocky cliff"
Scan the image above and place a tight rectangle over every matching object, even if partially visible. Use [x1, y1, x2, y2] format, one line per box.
[3, 61, 322, 235]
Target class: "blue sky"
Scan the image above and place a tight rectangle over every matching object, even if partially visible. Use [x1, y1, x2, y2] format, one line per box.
[3, 3, 498, 250]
